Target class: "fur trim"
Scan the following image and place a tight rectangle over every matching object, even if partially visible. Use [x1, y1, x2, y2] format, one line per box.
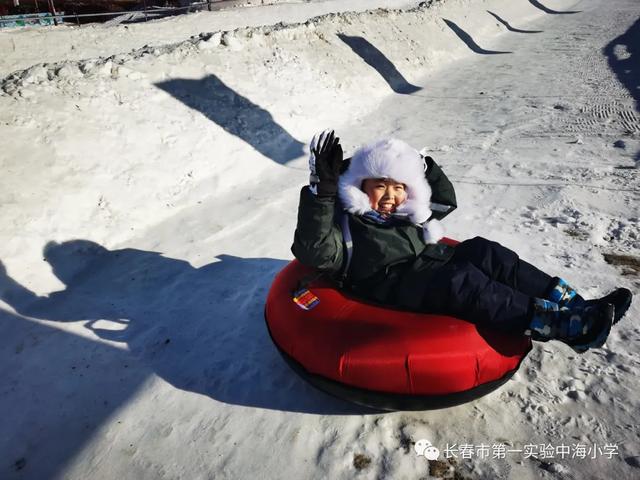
[338, 138, 433, 224]
[422, 219, 444, 244]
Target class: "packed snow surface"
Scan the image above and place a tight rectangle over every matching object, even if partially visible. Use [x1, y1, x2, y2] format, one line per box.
[1, 0, 639, 479]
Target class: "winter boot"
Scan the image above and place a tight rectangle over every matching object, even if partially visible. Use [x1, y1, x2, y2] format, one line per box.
[524, 298, 614, 353]
[587, 288, 633, 325]
[546, 277, 585, 310]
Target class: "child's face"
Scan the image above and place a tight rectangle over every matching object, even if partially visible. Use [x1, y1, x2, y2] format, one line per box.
[361, 178, 407, 214]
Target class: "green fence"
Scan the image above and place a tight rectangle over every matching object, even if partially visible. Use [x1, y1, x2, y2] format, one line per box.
[0, 12, 64, 28]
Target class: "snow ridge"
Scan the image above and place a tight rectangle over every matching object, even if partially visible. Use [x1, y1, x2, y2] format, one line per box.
[0, 0, 443, 95]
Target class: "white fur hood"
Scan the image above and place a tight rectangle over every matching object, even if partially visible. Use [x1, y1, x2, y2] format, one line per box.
[337, 138, 444, 244]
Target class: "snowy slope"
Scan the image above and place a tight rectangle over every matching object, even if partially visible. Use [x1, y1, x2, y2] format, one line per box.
[1, 0, 639, 479]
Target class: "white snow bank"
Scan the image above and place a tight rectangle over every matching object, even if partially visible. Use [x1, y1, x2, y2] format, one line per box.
[0, 0, 423, 78]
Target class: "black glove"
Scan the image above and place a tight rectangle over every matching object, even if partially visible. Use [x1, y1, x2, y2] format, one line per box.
[308, 129, 343, 197]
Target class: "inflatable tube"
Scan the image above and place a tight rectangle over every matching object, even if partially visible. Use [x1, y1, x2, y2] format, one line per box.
[265, 240, 532, 411]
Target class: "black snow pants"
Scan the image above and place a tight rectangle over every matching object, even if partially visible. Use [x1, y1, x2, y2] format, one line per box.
[416, 236, 553, 334]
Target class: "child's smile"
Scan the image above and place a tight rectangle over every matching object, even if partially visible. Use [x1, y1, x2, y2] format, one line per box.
[361, 178, 408, 214]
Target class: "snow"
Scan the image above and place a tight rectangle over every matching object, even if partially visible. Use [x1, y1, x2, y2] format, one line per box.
[1, 0, 639, 479]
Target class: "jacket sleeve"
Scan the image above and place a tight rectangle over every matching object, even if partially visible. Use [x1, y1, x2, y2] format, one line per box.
[424, 156, 457, 221]
[291, 186, 344, 274]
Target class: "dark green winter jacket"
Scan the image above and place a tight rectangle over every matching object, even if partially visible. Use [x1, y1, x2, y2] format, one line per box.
[291, 157, 458, 308]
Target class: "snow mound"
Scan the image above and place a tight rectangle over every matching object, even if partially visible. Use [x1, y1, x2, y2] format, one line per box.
[0, 0, 518, 97]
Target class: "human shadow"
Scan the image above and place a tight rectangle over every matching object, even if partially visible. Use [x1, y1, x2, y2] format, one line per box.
[443, 19, 512, 55]
[487, 10, 543, 34]
[337, 34, 422, 95]
[0, 242, 371, 415]
[1, 243, 382, 478]
[155, 74, 305, 165]
[604, 18, 640, 165]
[528, 0, 581, 14]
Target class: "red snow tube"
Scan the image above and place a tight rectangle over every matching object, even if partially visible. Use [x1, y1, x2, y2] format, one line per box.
[264, 238, 532, 411]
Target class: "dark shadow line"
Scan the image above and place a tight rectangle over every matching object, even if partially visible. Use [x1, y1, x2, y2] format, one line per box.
[443, 19, 512, 55]
[337, 34, 422, 95]
[155, 74, 304, 165]
[487, 10, 543, 33]
[528, 0, 581, 14]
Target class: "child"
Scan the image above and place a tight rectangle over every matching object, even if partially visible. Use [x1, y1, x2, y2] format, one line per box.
[292, 130, 633, 353]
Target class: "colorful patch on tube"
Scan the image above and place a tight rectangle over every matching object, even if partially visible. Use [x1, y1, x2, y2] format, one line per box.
[292, 288, 320, 311]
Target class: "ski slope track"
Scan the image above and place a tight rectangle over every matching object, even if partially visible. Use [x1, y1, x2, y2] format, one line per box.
[1, 0, 639, 479]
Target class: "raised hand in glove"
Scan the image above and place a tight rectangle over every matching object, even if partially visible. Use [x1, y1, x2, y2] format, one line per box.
[308, 129, 343, 197]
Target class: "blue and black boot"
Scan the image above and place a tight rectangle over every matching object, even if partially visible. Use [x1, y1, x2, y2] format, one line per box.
[547, 278, 632, 325]
[524, 298, 615, 353]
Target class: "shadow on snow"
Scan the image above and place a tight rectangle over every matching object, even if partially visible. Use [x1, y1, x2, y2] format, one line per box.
[443, 19, 513, 55]
[0, 242, 372, 479]
[155, 74, 305, 165]
[604, 17, 640, 165]
[527, 0, 581, 15]
[486, 10, 543, 34]
[337, 34, 422, 95]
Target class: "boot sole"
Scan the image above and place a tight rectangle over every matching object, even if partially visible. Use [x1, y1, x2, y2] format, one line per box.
[612, 289, 633, 325]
